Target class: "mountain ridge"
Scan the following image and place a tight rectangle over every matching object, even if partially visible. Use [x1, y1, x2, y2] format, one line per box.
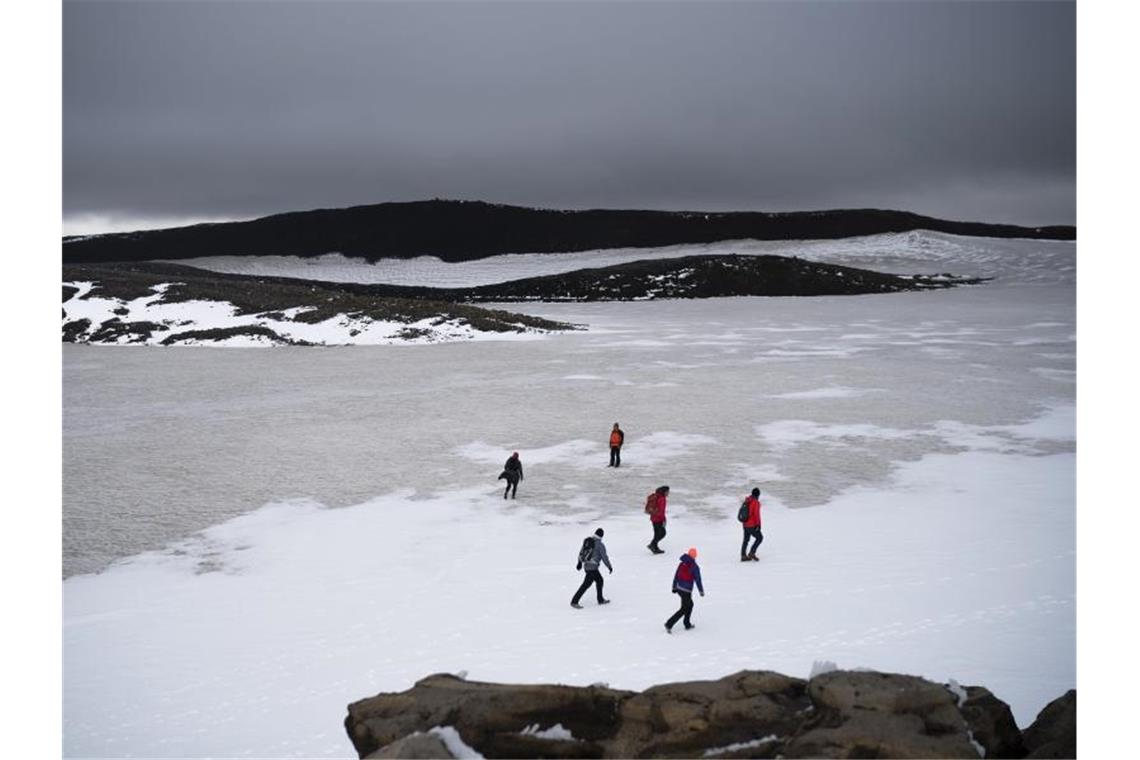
[62, 199, 1076, 264]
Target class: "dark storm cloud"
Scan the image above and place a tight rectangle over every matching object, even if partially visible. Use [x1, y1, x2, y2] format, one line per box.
[63, 0, 1075, 232]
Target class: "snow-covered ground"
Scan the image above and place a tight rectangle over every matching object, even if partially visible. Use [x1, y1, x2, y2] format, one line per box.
[61, 282, 551, 346]
[63, 232, 1075, 758]
[169, 230, 1075, 286]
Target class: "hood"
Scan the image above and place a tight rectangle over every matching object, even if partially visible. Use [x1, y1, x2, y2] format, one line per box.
[679, 554, 695, 566]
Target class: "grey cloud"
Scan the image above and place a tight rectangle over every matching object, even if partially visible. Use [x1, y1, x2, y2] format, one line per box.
[63, 1, 1075, 230]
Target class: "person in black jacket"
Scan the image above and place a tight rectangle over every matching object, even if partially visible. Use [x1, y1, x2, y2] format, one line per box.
[499, 451, 523, 499]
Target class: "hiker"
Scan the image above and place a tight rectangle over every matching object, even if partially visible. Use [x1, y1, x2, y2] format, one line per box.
[498, 452, 523, 499]
[645, 485, 669, 554]
[740, 487, 764, 561]
[571, 528, 613, 608]
[608, 422, 625, 467]
[665, 547, 704, 633]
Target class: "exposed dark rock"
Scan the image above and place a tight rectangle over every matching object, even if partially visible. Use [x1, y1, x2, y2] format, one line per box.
[960, 685, 1027, 758]
[63, 285, 79, 302]
[346, 671, 1076, 759]
[1022, 690, 1076, 759]
[61, 199, 1076, 265]
[158, 325, 310, 346]
[62, 319, 91, 343]
[86, 318, 165, 344]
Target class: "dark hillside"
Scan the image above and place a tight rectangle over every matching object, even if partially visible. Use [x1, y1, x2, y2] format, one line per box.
[62, 200, 1075, 264]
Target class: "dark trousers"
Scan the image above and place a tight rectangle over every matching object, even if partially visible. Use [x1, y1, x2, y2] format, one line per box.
[649, 521, 666, 550]
[571, 569, 605, 604]
[609, 446, 621, 467]
[503, 476, 518, 499]
[665, 590, 694, 629]
[741, 526, 763, 556]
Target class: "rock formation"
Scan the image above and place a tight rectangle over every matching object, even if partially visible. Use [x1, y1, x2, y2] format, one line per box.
[345, 670, 1075, 759]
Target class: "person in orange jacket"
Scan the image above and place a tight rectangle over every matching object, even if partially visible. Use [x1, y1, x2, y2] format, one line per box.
[608, 422, 625, 467]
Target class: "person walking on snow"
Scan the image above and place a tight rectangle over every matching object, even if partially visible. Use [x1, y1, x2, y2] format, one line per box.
[645, 485, 669, 554]
[740, 487, 764, 561]
[499, 452, 523, 499]
[608, 422, 625, 467]
[571, 528, 613, 608]
[665, 547, 704, 632]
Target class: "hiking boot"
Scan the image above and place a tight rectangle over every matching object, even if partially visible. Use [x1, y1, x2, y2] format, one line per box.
[684, 623, 695, 630]
[570, 602, 583, 609]
[652, 547, 665, 555]
[598, 599, 611, 605]
[748, 554, 759, 561]
[664, 624, 673, 634]
[741, 555, 750, 562]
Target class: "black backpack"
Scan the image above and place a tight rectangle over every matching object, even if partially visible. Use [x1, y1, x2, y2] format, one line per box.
[578, 536, 597, 566]
[737, 499, 750, 523]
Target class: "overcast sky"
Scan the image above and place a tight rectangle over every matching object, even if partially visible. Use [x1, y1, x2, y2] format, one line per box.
[62, 0, 1075, 234]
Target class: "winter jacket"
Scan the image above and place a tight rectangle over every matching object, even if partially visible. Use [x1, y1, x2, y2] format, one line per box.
[610, 429, 624, 447]
[648, 492, 667, 524]
[743, 495, 762, 529]
[671, 554, 704, 594]
[502, 456, 523, 482]
[581, 537, 613, 573]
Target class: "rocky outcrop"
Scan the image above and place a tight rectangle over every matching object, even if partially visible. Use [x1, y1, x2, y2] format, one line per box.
[1022, 691, 1076, 759]
[345, 670, 1077, 759]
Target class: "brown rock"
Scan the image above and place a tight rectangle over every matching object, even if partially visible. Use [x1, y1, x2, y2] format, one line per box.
[366, 732, 454, 759]
[1022, 690, 1076, 759]
[959, 685, 1027, 758]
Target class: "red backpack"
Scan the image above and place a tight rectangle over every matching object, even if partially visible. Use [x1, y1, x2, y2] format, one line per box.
[644, 492, 657, 515]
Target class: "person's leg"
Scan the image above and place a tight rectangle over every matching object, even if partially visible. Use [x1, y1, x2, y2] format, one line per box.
[665, 591, 687, 630]
[614, 446, 621, 467]
[593, 570, 606, 602]
[748, 529, 763, 558]
[682, 592, 695, 628]
[510, 478, 518, 498]
[609, 447, 616, 466]
[650, 522, 666, 551]
[741, 526, 750, 559]
[504, 482, 510, 498]
[571, 573, 593, 605]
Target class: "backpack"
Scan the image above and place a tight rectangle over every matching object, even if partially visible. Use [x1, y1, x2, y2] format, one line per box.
[737, 499, 750, 523]
[644, 492, 657, 515]
[578, 536, 597, 566]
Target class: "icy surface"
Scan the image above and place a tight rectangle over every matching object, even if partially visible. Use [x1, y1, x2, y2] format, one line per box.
[63, 232, 1074, 757]
[168, 230, 1074, 286]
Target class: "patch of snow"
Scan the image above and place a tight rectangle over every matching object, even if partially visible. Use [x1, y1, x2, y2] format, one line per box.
[429, 726, 484, 759]
[519, 723, 576, 741]
[703, 735, 779, 757]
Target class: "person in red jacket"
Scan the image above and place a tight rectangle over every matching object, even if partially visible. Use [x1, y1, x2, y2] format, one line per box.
[645, 485, 669, 554]
[740, 487, 763, 561]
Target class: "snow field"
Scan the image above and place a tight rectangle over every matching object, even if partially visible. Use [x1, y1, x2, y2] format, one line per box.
[64, 434, 1073, 758]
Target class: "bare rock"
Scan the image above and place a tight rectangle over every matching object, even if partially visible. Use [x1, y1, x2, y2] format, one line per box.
[1022, 690, 1076, 759]
[366, 732, 454, 759]
[782, 671, 979, 758]
[959, 685, 1027, 758]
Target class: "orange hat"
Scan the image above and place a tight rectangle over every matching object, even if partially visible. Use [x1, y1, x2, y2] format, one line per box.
[687, 547, 698, 559]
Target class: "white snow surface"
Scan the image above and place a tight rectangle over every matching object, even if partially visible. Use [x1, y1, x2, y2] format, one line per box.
[63, 231, 1075, 757]
[64, 438, 1073, 758]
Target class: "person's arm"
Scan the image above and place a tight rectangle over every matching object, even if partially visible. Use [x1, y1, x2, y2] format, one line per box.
[600, 543, 613, 573]
[694, 566, 705, 595]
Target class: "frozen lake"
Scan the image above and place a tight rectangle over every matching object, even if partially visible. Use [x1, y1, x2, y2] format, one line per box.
[63, 233, 1075, 757]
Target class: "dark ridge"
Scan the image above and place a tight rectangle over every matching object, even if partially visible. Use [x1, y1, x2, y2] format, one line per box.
[62, 199, 1076, 264]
